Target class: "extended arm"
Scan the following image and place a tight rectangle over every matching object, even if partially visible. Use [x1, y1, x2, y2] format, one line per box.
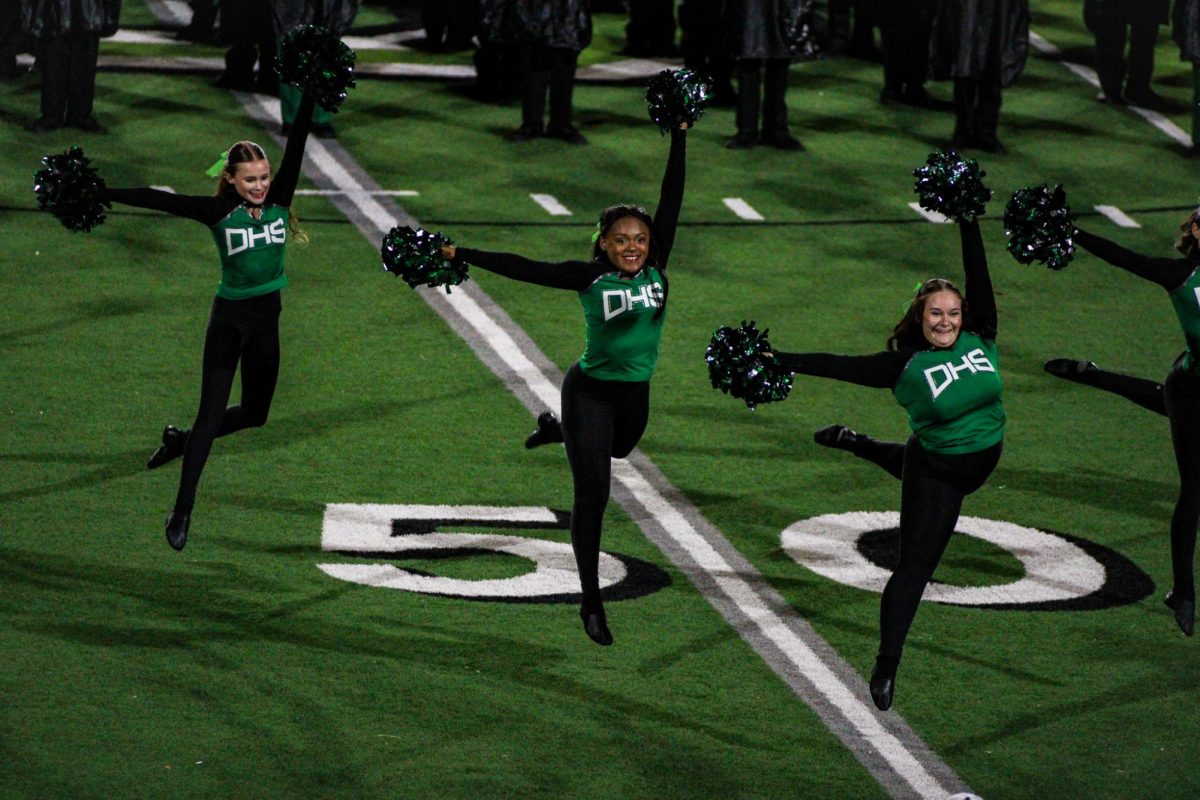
[454, 248, 608, 291]
[651, 127, 687, 269]
[960, 219, 997, 339]
[266, 93, 316, 208]
[773, 350, 909, 389]
[99, 187, 232, 226]
[1074, 226, 1196, 291]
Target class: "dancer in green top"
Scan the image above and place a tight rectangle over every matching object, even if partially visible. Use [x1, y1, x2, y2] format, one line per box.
[440, 124, 688, 646]
[96, 94, 316, 552]
[771, 217, 1004, 710]
[1044, 212, 1200, 638]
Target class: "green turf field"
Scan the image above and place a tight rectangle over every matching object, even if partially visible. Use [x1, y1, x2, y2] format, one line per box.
[3, 2, 1200, 798]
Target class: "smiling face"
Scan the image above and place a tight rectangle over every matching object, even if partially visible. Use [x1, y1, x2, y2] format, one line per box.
[599, 216, 651, 276]
[226, 158, 271, 205]
[921, 289, 963, 348]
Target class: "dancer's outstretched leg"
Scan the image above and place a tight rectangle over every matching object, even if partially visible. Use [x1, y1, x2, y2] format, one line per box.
[1164, 363, 1200, 636]
[813, 424, 905, 479]
[1044, 358, 1167, 416]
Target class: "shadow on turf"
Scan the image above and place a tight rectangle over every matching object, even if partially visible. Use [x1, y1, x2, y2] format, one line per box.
[995, 466, 1172, 517]
[0, 548, 764, 749]
[0, 397, 445, 504]
[0, 296, 160, 348]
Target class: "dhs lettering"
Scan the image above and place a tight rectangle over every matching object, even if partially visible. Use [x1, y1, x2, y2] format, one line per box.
[602, 282, 663, 321]
[923, 348, 995, 399]
[225, 217, 286, 256]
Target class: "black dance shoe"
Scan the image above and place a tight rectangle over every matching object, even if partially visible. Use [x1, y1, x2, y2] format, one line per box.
[147, 425, 187, 469]
[723, 133, 758, 150]
[762, 131, 805, 152]
[1164, 591, 1195, 637]
[508, 125, 543, 142]
[580, 607, 613, 647]
[813, 424, 863, 451]
[869, 658, 897, 711]
[1043, 358, 1097, 380]
[524, 411, 564, 449]
[165, 511, 191, 551]
[546, 125, 588, 145]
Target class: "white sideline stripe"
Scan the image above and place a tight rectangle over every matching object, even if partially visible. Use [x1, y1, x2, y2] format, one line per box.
[236, 92, 960, 800]
[150, 185, 175, 194]
[612, 463, 950, 798]
[530, 194, 573, 216]
[907, 203, 952, 224]
[723, 198, 764, 221]
[1094, 205, 1141, 228]
[295, 189, 420, 197]
[1030, 30, 1191, 146]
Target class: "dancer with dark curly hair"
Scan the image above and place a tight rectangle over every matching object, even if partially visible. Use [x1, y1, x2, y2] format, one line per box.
[440, 123, 688, 646]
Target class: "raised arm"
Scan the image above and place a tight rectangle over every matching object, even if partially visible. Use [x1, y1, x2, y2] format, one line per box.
[266, 93, 316, 208]
[651, 127, 687, 269]
[453, 247, 608, 292]
[1074, 226, 1196, 291]
[99, 187, 232, 226]
[773, 350, 909, 389]
[959, 218, 996, 339]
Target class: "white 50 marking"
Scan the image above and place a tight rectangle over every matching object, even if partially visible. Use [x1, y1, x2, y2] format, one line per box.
[318, 504, 627, 598]
[781, 511, 1106, 605]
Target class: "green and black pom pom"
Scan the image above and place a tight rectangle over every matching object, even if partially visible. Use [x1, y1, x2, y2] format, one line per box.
[381, 226, 466, 293]
[275, 24, 356, 112]
[646, 68, 713, 133]
[706, 321, 793, 410]
[1004, 184, 1075, 270]
[912, 150, 992, 222]
[33, 146, 109, 233]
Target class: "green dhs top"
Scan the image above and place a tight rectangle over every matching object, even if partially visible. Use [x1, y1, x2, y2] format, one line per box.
[1169, 266, 1200, 376]
[210, 204, 291, 300]
[893, 331, 1005, 454]
[578, 266, 666, 382]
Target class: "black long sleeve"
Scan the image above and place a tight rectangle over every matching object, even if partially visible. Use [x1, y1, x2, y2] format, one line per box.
[1074, 227, 1198, 291]
[774, 350, 910, 389]
[265, 93, 315, 209]
[100, 187, 235, 226]
[455, 249, 610, 291]
[959, 219, 997, 339]
[652, 128, 686, 270]
[101, 94, 316, 225]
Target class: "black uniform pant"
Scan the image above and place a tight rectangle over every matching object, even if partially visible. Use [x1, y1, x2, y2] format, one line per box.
[850, 434, 1002, 661]
[735, 58, 791, 139]
[36, 31, 99, 123]
[220, 0, 276, 88]
[679, 0, 733, 101]
[560, 362, 650, 611]
[519, 44, 579, 132]
[880, 0, 934, 95]
[175, 292, 282, 513]
[1060, 355, 1200, 602]
[1093, 10, 1159, 100]
[625, 0, 676, 55]
[953, 76, 1003, 147]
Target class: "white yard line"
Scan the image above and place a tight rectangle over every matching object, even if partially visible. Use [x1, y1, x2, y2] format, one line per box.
[723, 198, 764, 221]
[1029, 30, 1191, 146]
[1094, 205, 1141, 228]
[907, 203, 952, 224]
[295, 189, 419, 197]
[236, 91, 968, 800]
[530, 194, 573, 216]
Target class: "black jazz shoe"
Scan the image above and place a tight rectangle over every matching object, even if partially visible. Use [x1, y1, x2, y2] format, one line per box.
[1164, 591, 1195, 637]
[580, 607, 613, 646]
[524, 411, 564, 449]
[165, 511, 191, 551]
[1043, 358, 1097, 380]
[147, 425, 186, 469]
[813, 424, 864, 451]
[869, 658, 897, 711]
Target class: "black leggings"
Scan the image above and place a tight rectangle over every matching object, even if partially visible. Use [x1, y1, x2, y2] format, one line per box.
[174, 292, 281, 512]
[851, 434, 1002, 660]
[559, 362, 650, 609]
[1062, 355, 1200, 601]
